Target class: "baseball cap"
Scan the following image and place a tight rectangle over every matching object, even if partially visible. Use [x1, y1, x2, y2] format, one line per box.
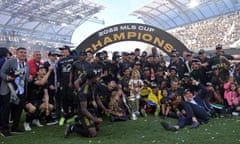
[206, 82, 213, 87]
[198, 49, 205, 54]
[37, 64, 46, 71]
[170, 66, 177, 70]
[192, 58, 200, 63]
[216, 44, 222, 50]
[186, 52, 192, 57]
[183, 88, 192, 95]
[141, 51, 147, 57]
[134, 61, 141, 66]
[143, 67, 150, 71]
[183, 73, 190, 78]
[211, 65, 218, 70]
[122, 52, 129, 56]
[59, 45, 70, 50]
[79, 50, 87, 56]
[151, 83, 158, 88]
[171, 53, 178, 57]
[48, 50, 61, 56]
[157, 67, 163, 72]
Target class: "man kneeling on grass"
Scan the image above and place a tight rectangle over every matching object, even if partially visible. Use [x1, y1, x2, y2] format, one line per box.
[161, 80, 210, 131]
[64, 70, 110, 138]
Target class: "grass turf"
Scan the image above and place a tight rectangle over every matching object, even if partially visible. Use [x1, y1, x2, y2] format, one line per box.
[1, 115, 240, 144]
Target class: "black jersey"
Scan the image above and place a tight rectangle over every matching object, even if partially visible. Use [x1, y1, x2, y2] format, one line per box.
[27, 78, 47, 102]
[72, 60, 93, 81]
[57, 56, 77, 86]
[208, 55, 231, 81]
[78, 82, 98, 115]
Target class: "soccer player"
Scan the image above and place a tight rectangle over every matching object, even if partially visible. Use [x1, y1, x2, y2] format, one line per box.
[24, 65, 55, 131]
[64, 70, 109, 138]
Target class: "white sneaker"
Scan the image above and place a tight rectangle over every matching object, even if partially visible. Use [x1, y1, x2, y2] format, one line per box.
[232, 112, 239, 116]
[24, 122, 32, 131]
[32, 119, 43, 127]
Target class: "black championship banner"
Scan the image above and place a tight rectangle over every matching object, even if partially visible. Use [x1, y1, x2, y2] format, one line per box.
[76, 23, 188, 55]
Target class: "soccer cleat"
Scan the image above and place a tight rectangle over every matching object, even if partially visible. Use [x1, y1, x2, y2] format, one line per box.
[190, 121, 200, 129]
[161, 122, 177, 131]
[24, 122, 32, 131]
[11, 128, 24, 134]
[0, 130, 12, 137]
[141, 109, 147, 117]
[64, 124, 73, 138]
[32, 119, 44, 127]
[66, 115, 78, 124]
[154, 106, 160, 117]
[59, 117, 65, 126]
[135, 111, 140, 116]
[46, 119, 58, 126]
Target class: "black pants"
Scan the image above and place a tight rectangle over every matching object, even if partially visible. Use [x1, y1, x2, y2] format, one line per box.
[0, 95, 3, 129]
[177, 102, 208, 128]
[0, 93, 25, 131]
[60, 86, 74, 118]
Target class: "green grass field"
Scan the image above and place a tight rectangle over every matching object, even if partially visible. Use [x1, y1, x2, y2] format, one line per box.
[1, 115, 240, 144]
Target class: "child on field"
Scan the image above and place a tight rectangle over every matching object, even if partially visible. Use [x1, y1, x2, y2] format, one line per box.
[160, 88, 171, 119]
[109, 90, 128, 122]
[128, 70, 144, 118]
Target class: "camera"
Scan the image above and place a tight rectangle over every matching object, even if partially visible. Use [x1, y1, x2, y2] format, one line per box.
[7, 69, 20, 77]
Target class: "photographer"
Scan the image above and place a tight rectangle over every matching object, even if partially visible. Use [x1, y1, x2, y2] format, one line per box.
[0, 47, 29, 137]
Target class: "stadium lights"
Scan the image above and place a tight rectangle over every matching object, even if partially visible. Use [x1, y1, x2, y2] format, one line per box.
[189, 0, 199, 8]
[64, 10, 72, 14]
[61, 23, 68, 27]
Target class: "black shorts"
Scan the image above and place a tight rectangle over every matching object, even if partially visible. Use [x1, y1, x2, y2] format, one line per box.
[24, 100, 41, 111]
